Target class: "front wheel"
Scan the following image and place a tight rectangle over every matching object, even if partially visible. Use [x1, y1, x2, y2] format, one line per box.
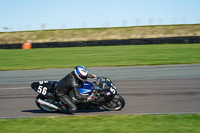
[101, 94, 125, 111]
[35, 95, 59, 113]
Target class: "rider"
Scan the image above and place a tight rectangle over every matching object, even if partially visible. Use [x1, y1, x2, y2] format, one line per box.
[55, 66, 97, 114]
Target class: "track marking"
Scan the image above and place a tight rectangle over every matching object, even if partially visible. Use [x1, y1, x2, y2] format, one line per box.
[1, 112, 200, 119]
[0, 87, 29, 90]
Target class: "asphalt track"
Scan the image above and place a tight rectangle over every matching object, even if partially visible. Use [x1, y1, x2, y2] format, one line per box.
[0, 64, 200, 118]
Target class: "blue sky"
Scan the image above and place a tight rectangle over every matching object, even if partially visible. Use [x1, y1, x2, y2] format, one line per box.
[0, 0, 199, 31]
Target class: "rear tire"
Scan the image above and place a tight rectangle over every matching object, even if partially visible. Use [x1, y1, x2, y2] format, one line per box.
[35, 95, 59, 113]
[101, 94, 125, 111]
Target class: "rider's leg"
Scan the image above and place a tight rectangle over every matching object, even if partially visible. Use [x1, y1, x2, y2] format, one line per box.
[60, 95, 77, 113]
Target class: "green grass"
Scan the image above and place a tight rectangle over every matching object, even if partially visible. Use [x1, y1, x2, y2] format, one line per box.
[0, 44, 200, 70]
[1, 114, 200, 133]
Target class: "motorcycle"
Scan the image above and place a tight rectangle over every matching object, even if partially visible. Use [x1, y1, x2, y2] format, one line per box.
[31, 77, 125, 113]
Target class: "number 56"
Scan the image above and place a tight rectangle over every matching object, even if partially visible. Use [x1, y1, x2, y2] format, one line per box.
[37, 86, 47, 95]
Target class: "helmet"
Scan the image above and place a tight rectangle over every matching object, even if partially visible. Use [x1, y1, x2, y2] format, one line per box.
[74, 66, 88, 81]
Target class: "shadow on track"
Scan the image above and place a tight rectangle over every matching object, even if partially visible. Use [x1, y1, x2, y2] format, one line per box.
[21, 109, 107, 115]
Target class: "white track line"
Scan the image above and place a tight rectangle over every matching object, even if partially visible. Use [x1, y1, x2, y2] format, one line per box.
[0, 87, 29, 90]
[1, 112, 200, 119]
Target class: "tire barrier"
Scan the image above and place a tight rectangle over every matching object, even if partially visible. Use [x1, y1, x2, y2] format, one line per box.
[0, 36, 200, 49]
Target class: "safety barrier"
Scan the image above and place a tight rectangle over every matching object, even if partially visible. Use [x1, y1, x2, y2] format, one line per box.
[0, 36, 200, 49]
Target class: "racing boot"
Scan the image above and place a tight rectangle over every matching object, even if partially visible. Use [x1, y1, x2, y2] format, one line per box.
[60, 95, 77, 114]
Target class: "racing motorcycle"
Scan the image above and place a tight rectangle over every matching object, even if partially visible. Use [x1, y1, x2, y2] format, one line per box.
[31, 77, 125, 113]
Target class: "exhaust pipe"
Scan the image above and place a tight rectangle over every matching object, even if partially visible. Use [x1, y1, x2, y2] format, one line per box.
[36, 98, 59, 110]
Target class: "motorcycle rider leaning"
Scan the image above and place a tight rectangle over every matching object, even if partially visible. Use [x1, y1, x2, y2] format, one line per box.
[55, 66, 96, 114]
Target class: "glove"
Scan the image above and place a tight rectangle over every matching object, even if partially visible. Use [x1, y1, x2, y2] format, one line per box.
[89, 74, 97, 79]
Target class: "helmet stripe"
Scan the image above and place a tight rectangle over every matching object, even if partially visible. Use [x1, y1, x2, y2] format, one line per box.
[77, 68, 87, 76]
[74, 66, 88, 81]
[78, 69, 85, 76]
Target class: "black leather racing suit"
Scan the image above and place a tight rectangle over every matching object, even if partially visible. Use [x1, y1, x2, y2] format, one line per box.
[55, 71, 95, 113]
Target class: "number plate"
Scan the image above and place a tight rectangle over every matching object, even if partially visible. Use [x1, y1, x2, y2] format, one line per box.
[37, 86, 48, 95]
[37, 81, 49, 95]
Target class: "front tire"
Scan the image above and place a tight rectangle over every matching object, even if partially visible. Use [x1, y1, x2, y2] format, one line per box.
[101, 94, 125, 111]
[35, 95, 59, 113]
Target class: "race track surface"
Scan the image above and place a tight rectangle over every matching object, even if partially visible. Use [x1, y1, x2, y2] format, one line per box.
[0, 64, 200, 118]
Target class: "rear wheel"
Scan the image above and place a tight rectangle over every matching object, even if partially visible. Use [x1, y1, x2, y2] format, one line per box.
[101, 94, 125, 111]
[35, 95, 59, 113]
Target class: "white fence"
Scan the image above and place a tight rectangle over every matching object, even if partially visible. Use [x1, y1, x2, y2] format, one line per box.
[2, 17, 200, 32]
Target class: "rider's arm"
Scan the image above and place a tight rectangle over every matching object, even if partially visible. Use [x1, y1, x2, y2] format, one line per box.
[72, 85, 95, 101]
[71, 81, 88, 100]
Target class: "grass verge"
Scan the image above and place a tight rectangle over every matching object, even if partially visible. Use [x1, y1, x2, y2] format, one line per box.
[0, 44, 200, 70]
[1, 114, 200, 133]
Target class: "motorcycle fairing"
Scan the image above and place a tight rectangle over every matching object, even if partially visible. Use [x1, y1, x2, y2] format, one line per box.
[31, 81, 57, 98]
[78, 81, 93, 95]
